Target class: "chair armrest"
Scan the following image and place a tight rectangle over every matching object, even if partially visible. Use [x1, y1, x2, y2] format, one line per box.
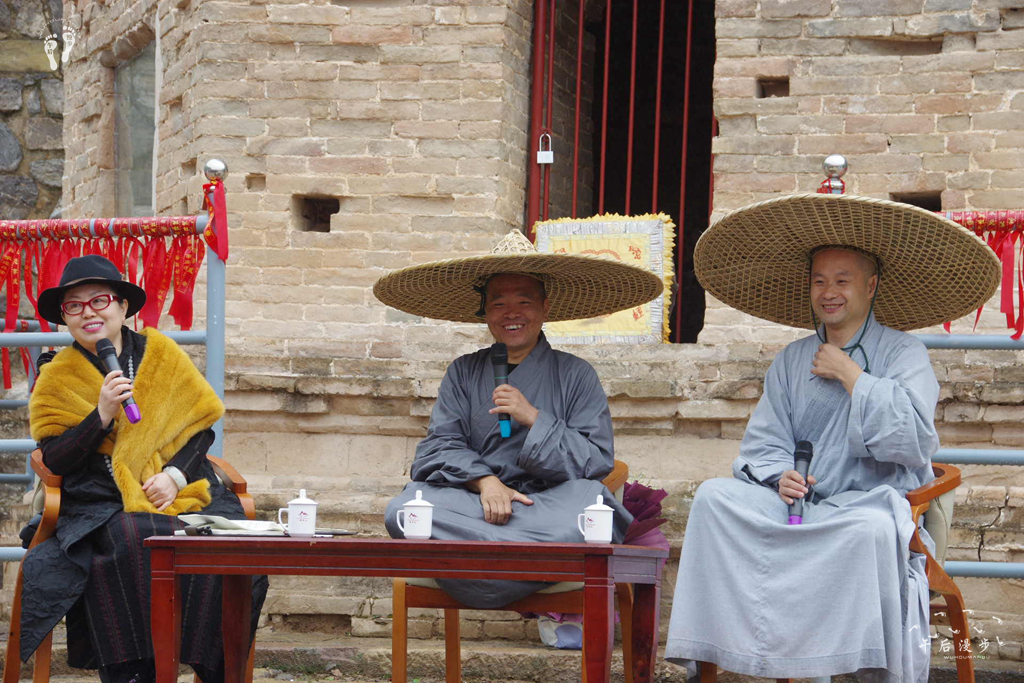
[29, 449, 61, 549]
[30, 449, 61, 488]
[906, 463, 961, 508]
[206, 454, 255, 521]
[602, 459, 629, 494]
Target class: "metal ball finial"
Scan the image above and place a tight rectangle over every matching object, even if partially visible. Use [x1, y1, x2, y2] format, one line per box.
[204, 158, 228, 182]
[822, 154, 848, 179]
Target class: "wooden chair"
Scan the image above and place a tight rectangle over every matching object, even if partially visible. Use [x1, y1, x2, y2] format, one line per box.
[391, 460, 636, 683]
[698, 463, 973, 683]
[3, 449, 256, 683]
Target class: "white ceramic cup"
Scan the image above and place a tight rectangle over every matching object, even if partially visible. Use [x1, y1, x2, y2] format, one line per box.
[397, 490, 433, 539]
[577, 494, 614, 544]
[278, 489, 317, 537]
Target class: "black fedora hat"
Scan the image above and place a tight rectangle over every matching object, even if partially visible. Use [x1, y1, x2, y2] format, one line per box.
[37, 255, 147, 326]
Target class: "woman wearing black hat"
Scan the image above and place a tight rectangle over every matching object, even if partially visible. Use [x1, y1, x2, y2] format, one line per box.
[18, 255, 267, 683]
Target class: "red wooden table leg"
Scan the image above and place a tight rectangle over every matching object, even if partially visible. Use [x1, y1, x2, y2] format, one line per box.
[631, 580, 661, 683]
[583, 555, 613, 683]
[150, 547, 181, 683]
[222, 575, 253, 683]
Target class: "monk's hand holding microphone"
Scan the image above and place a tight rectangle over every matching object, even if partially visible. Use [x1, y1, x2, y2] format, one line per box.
[778, 441, 815, 524]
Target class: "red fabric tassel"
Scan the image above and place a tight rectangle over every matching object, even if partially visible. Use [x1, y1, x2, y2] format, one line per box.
[202, 180, 229, 261]
[167, 236, 205, 331]
[140, 238, 172, 328]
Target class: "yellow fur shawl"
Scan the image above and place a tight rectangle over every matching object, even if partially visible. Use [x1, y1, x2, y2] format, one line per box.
[29, 328, 224, 515]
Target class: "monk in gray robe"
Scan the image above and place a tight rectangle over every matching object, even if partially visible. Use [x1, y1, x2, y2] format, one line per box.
[666, 248, 938, 683]
[385, 273, 632, 608]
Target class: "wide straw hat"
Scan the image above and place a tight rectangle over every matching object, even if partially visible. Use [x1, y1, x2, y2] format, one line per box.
[373, 230, 665, 323]
[37, 254, 147, 327]
[694, 193, 1001, 332]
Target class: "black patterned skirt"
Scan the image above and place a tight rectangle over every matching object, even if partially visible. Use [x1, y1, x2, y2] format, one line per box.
[65, 511, 268, 670]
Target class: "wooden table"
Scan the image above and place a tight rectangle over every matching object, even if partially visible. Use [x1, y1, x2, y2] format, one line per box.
[145, 536, 666, 683]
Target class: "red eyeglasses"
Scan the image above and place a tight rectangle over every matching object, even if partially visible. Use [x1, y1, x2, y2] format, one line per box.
[61, 294, 123, 316]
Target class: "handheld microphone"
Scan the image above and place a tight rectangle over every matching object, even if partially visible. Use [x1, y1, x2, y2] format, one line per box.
[490, 342, 511, 438]
[95, 338, 141, 424]
[787, 440, 814, 525]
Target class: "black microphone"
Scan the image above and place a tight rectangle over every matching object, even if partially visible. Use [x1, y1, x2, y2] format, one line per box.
[95, 338, 141, 424]
[787, 441, 814, 525]
[490, 343, 511, 438]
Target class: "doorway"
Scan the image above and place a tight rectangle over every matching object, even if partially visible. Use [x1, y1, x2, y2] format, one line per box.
[526, 0, 715, 342]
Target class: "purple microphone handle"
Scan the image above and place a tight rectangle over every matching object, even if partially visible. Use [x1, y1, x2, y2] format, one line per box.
[124, 403, 142, 424]
[788, 515, 803, 525]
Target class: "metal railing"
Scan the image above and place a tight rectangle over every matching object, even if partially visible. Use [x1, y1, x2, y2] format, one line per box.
[913, 333, 1024, 579]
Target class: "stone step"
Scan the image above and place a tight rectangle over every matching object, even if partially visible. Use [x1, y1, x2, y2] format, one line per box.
[1, 628, 1020, 683]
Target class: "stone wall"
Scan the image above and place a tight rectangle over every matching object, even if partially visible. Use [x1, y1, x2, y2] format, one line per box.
[0, 0, 64, 221]
[704, 0, 1024, 345]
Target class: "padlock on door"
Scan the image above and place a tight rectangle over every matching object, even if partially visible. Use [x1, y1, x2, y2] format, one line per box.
[536, 133, 553, 164]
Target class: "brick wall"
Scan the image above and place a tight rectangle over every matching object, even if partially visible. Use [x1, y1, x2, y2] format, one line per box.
[62, 0, 536, 360]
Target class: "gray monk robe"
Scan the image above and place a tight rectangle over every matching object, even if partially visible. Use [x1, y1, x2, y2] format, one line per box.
[385, 334, 632, 608]
[666, 314, 938, 683]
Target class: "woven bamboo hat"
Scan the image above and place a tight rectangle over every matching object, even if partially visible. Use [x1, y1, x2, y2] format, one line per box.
[373, 230, 665, 323]
[694, 193, 1001, 331]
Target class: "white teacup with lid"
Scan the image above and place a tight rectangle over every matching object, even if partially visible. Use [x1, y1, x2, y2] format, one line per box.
[278, 489, 317, 537]
[396, 490, 434, 540]
[577, 494, 614, 544]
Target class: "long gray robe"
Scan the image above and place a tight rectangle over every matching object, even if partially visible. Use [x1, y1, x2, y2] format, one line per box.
[666, 314, 938, 683]
[385, 333, 632, 608]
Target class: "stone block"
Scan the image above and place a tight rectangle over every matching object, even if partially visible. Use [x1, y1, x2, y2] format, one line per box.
[756, 115, 843, 135]
[812, 57, 901, 77]
[798, 134, 888, 155]
[29, 158, 63, 188]
[712, 135, 796, 156]
[977, 72, 1024, 93]
[977, 30, 1024, 51]
[266, 5, 348, 24]
[716, 18, 802, 39]
[0, 123, 22, 173]
[761, 39, 847, 56]
[789, 76, 877, 95]
[845, 115, 935, 134]
[923, 154, 969, 172]
[904, 11, 1000, 36]
[806, 18, 892, 37]
[880, 73, 972, 94]
[943, 403, 984, 422]
[901, 52, 995, 74]
[822, 95, 912, 115]
[0, 175, 37, 220]
[0, 40, 52, 72]
[716, 0, 757, 17]
[834, 0, 923, 15]
[0, 79, 22, 112]
[947, 133, 995, 154]
[888, 135, 944, 154]
[482, 620, 526, 640]
[24, 116, 62, 150]
[936, 422, 993, 444]
[760, 0, 830, 17]
[917, 93, 1002, 116]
